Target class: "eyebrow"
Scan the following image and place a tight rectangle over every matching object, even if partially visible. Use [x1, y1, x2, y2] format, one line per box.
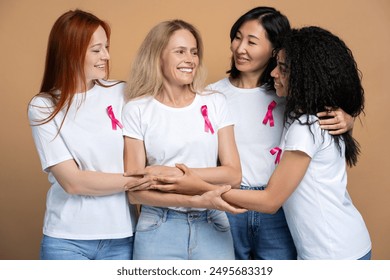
[173, 46, 198, 51]
[248, 34, 260, 40]
[90, 42, 107, 48]
[236, 30, 260, 40]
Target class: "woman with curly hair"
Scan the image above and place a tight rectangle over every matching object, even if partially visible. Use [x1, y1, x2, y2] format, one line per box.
[158, 26, 372, 260]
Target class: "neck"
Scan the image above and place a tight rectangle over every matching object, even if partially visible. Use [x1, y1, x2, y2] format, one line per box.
[76, 79, 95, 93]
[230, 72, 261, 89]
[156, 84, 195, 108]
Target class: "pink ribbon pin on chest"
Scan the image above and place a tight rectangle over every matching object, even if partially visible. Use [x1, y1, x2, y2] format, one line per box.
[270, 147, 282, 164]
[262, 100, 277, 127]
[107, 105, 123, 130]
[201, 105, 214, 134]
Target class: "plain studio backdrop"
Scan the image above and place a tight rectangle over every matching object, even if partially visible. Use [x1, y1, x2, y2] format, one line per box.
[0, 0, 389, 260]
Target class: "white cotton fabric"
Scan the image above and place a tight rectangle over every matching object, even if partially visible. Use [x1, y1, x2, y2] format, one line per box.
[122, 92, 233, 212]
[281, 115, 371, 259]
[207, 78, 286, 186]
[28, 81, 135, 239]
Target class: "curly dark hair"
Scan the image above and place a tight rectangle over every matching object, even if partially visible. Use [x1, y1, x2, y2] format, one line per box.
[227, 6, 290, 89]
[279, 26, 365, 166]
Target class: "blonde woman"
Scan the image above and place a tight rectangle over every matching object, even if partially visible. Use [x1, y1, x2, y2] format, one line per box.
[122, 20, 242, 259]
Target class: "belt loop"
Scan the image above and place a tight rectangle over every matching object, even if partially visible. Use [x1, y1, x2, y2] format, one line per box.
[206, 209, 212, 223]
[162, 208, 168, 222]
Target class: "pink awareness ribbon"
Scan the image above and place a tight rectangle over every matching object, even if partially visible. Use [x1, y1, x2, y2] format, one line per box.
[262, 100, 277, 127]
[107, 105, 123, 130]
[270, 147, 282, 164]
[201, 105, 214, 134]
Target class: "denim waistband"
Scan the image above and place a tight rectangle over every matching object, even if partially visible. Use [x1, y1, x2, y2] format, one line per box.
[240, 185, 267, 190]
[140, 205, 222, 222]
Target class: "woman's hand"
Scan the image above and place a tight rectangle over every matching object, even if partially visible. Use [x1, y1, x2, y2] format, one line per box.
[151, 163, 217, 195]
[123, 174, 155, 191]
[123, 165, 184, 191]
[191, 185, 247, 214]
[317, 107, 354, 135]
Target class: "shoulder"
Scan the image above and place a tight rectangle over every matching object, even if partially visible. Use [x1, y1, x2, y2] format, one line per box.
[286, 115, 323, 145]
[288, 115, 319, 130]
[95, 79, 126, 93]
[28, 93, 56, 111]
[197, 90, 227, 104]
[28, 93, 56, 121]
[207, 78, 230, 93]
[123, 95, 153, 111]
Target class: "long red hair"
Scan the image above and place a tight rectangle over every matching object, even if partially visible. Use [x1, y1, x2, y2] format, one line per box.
[37, 9, 111, 125]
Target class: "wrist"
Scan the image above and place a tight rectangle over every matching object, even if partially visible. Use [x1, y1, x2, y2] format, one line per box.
[189, 195, 204, 208]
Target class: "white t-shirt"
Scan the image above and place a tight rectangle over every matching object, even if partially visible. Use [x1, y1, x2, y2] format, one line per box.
[207, 78, 285, 186]
[122, 92, 233, 211]
[281, 115, 371, 259]
[28, 80, 135, 240]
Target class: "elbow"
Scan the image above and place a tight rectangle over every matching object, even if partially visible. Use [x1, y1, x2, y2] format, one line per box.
[62, 183, 82, 195]
[252, 199, 282, 214]
[266, 205, 281, 215]
[230, 169, 242, 189]
[262, 202, 282, 215]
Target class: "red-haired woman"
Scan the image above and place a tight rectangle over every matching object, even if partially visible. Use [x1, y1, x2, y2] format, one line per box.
[28, 9, 138, 260]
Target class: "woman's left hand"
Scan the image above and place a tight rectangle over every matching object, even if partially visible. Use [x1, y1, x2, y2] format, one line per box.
[317, 107, 354, 135]
[151, 163, 212, 195]
[191, 185, 247, 214]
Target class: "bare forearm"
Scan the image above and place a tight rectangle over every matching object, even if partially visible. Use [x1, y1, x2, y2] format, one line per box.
[50, 160, 138, 196]
[222, 189, 280, 214]
[190, 166, 242, 188]
[66, 170, 131, 196]
[127, 190, 198, 208]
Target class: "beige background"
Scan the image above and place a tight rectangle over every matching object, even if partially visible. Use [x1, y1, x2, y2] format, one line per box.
[0, 0, 389, 260]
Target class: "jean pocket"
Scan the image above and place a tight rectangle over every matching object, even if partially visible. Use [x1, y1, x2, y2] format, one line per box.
[136, 208, 163, 232]
[210, 211, 231, 232]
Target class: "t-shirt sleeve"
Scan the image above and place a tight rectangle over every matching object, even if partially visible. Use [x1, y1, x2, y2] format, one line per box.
[121, 101, 144, 141]
[283, 118, 322, 158]
[213, 93, 234, 130]
[28, 96, 73, 172]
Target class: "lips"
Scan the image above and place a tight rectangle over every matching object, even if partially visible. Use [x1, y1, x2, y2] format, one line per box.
[235, 56, 249, 63]
[178, 67, 193, 73]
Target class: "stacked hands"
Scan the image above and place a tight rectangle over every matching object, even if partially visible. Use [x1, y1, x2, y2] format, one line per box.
[123, 164, 247, 215]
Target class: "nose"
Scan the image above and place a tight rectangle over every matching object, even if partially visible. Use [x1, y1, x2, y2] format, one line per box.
[184, 52, 194, 64]
[236, 40, 247, 54]
[101, 47, 110, 60]
[270, 66, 278, 78]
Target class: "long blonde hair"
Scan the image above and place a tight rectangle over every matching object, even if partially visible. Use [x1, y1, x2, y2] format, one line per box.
[126, 19, 207, 101]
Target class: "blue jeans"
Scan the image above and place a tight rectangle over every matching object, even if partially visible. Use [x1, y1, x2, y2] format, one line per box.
[226, 185, 297, 260]
[133, 205, 234, 260]
[358, 250, 372, 260]
[40, 235, 134, 260]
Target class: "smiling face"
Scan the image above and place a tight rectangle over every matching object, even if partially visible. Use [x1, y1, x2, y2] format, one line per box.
[84, 25, 110, 89]
[271, 49, 289, 97]
[230, 19, 273, 77]
[160, 29, 199, 88]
